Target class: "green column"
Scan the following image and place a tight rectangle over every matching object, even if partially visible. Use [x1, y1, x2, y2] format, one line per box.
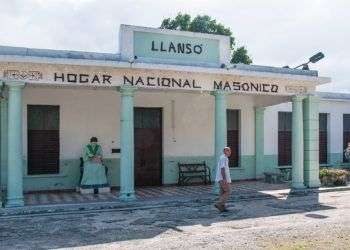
[0, 94, 8, 207]
[303, 95, 321, 188]
[291, 95, 305, 190]
[255, 107, 265, 179]
[212, 90, 227, 193]
[118, 85, 137, 201]
[6, 82, 25, 207]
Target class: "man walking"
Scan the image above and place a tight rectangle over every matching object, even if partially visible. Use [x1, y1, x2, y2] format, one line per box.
[214, 147, 232, 212]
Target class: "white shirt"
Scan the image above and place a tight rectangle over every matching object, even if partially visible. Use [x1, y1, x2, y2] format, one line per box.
[215, 154, 231, 183]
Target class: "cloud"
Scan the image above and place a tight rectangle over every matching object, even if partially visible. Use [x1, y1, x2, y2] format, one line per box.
[0, 0, 348, 92]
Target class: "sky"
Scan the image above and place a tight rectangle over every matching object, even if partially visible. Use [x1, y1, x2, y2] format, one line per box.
[0, 0, 349, 92]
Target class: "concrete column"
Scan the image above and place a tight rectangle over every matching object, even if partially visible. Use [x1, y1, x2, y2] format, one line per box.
[255, 107, 265, 179]
[0, 94, 8, 207]
[303, 95, 321, 188]
[212, 90, 227, 193]
[291, 95, 305, 190]
[118, 85, 137, 201]
[6, 82, 25, 207]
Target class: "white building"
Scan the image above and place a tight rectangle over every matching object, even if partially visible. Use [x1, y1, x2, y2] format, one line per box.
[1, 24, 346, 208]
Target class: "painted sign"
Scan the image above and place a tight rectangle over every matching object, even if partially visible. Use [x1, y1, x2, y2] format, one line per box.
[1, 64, 313, 96]
[213, 80, 279, 93]
[133, 31, 220, 64]
[53, 73, 112, 85]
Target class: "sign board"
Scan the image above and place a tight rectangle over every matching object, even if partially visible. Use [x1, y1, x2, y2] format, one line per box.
[133, 31, 220, 64]
[119, 25, 230, 66]
[0, 62, 311, 96]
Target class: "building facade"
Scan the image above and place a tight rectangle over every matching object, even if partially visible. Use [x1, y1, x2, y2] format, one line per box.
[0, 25, 337, 207]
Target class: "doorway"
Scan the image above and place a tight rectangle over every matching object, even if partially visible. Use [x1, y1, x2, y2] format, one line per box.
[134, 107, 163, 186]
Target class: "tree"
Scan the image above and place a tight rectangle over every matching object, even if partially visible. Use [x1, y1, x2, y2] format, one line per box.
[160, 13, 252, 64]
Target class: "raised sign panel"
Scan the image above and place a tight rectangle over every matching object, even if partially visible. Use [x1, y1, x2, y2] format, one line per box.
[133, 31, 220, 64]
[119, 25, 230, 66]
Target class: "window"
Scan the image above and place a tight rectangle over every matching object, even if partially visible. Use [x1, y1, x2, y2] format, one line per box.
[278, 112, 292, 166]
[319, 113, 328, 164]
[27, 105, 60, 175]
[343, 114, 350, 162]
[227, 109, 240, 168]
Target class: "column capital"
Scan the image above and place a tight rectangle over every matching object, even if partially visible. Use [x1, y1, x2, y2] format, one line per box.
[211, 89, 229, 96]
[304, 94, 320, 102]
[118, 85, 138, 96]
[291, 95, 305, 102]
[6, 81, 25, 89]
[254, 106, 265, 112]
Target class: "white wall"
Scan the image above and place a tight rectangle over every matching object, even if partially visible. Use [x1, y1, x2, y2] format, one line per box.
[319, 100, 349, 154]
[264, 102, 291, 156]
[24, 86, 350, 167]
[134, 91, 215, 156]
[22, 87, 257, 163]
[227, 94, 255, 156]
[264, 99, 350, 156]
[23, 87, 121, 161]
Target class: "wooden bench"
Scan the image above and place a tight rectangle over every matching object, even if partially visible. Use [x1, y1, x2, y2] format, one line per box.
[178, 162, 211, 185]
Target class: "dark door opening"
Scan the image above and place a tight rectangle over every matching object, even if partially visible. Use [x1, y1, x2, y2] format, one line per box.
[278, 112, 292, 166]
[134, 107, 162, 186]
[343, 114, 350, 162]
[319, 113, 328, 164]
[27, 105, 60, 175]
[227, 109, 240, 168]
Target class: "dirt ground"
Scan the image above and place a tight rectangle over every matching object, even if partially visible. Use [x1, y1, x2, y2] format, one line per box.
[0, 190, 349, 249]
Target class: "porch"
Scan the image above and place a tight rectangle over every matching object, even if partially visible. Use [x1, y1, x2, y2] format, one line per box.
[23, 181, 288, 206]
[0, 83, 323, 207]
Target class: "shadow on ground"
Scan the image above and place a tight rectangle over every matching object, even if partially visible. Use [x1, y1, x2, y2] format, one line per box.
[0, 184, 337, 249]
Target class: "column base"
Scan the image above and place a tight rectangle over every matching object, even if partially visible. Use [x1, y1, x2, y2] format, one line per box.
[5, 197, 24, 207]
[119, 191, 136, 201]
[305, 179, 321, 188]
[291, 182, 306, 190]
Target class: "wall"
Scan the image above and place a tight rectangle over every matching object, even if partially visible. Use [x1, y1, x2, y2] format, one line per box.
[263, 99, 350, 174]
[3, 86, 350, 191]
[0, 87, 258, 191]
[227, 95, 256, 180]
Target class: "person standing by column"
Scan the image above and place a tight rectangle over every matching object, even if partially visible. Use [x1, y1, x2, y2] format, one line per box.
[214, 147, 232, 212]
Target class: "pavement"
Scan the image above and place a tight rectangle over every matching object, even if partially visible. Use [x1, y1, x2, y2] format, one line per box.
[1, 181, 350, 217]
[0, 186, 349, 249]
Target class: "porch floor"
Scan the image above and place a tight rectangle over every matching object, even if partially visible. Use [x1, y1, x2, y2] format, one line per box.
[24, 181, 290, 206]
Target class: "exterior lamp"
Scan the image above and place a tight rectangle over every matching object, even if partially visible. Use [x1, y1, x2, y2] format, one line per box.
[128, 55, 138, 68]
[294, 52, 325, 70]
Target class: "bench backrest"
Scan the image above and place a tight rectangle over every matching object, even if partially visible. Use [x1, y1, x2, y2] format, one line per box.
[178, 162, 207, 172]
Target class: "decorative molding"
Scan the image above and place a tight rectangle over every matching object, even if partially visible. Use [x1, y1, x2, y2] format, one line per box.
[285, 86, 307, 94]
[3, 70, 42, 81]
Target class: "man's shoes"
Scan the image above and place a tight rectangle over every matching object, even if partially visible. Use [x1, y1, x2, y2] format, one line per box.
[221, 208, 229, 212]
[214, 203, 225, 212]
